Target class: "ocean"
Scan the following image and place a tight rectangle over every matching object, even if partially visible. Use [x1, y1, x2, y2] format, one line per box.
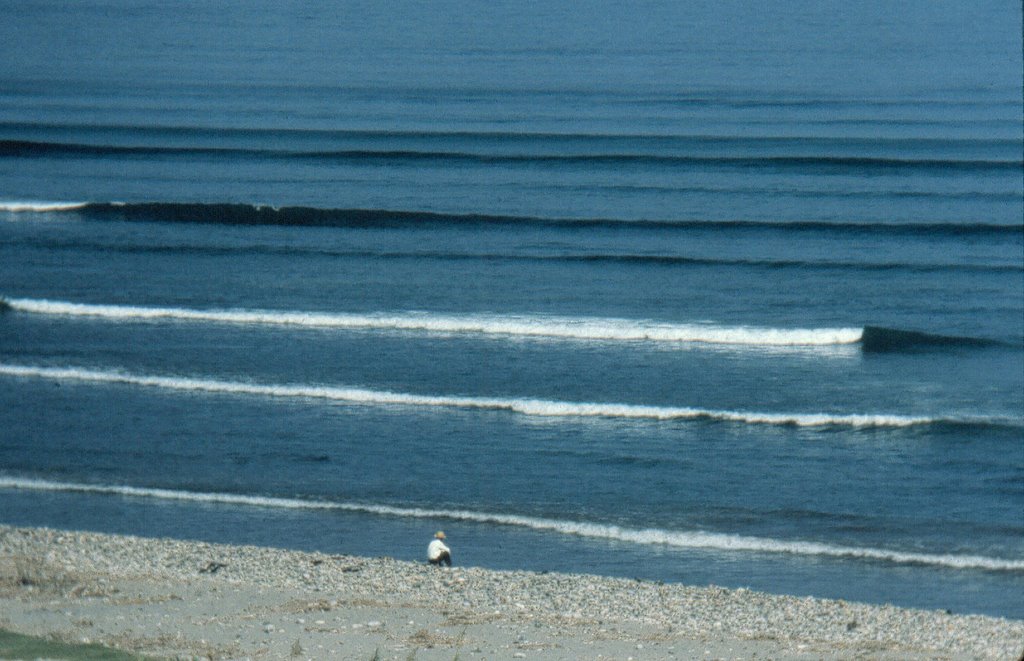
[1, 0, 1022, 619]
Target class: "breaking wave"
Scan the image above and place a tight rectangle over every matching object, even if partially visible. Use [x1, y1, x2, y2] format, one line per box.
[1, 476, 1021, 572]
[2, 297, 1005, 352]
[0, 200, 89, 213]
[1, 363, 1014, 430]
[2, 297, 863, 347]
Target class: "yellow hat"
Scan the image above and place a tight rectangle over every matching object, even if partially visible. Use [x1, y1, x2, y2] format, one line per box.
[435, 531, 446, 539]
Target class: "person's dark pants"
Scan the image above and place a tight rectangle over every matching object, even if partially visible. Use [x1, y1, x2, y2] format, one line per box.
[429, 551, 452, 567]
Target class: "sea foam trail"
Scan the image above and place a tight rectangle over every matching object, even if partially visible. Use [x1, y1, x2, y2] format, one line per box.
[3, 297, 864, 347]
[2, 476, 1021, 573]
[0, 363, 948, 428]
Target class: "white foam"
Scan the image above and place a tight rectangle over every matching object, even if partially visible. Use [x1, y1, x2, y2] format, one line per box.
[0, 363, 936, 428]
[1, 476, 1020, 572]
[2, 297, 864, 347]
[0, 201, 88, 213]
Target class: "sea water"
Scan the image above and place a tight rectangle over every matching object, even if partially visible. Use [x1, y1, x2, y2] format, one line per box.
[0, 0, 1022, 618]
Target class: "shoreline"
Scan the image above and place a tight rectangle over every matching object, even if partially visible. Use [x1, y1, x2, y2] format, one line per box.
[1, 525, 1021, 660]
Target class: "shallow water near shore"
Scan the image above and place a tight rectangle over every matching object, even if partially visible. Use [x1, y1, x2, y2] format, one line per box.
[1, 0, 1022, 619]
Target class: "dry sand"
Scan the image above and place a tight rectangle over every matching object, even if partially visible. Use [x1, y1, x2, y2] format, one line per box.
[0, 525, 1020, 660]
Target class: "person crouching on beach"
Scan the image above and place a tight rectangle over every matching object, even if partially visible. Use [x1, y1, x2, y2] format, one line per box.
[427, 531, 451, 567]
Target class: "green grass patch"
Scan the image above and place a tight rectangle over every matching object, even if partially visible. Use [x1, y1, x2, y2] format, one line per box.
[0, 628, 143, 660]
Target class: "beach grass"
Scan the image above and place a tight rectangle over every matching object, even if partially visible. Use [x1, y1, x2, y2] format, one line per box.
[0, 627, 143, 660]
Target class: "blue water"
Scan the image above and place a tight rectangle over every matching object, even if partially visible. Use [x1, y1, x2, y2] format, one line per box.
[1, 0, 1022, 618]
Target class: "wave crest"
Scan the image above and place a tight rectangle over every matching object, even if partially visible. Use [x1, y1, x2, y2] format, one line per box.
[4, 200, 1021, 237]
[3, 139, 1020, 173]
[0, 363, 1008, 430]
[2, 297, 863, 347]
[0, 200, 89, 212]
[5, 297, 1005, 352]
[861, 326, 1002, 351]
[1, 477, 1020, 572]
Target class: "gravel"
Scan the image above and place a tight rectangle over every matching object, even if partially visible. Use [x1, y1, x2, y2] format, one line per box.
[1, 525, 1021, 660]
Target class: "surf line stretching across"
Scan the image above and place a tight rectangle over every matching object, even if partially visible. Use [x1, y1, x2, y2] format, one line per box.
[1, 476, 1021, 573]
[0, 297, 867, 348]
[0, 363, 987, 429]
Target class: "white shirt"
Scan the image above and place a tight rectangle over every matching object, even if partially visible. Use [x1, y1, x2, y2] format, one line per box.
[427, 538, 450, 561]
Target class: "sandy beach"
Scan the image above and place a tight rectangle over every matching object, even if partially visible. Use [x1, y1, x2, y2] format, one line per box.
[0, 526, 1020, 660]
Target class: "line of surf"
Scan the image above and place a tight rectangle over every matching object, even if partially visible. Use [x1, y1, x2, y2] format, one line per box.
[6, 200, 1021, 237]
[5, 121, 1019, 148]
[9, 238, 1021, 275]
[1, 476, 1020, 572]
[0, 363, 974, 429]
[7, 298, 1003, 351]
[1, 297, 864, 348]
[0, 200, 89, 213]
[4, 140, 1020, 172]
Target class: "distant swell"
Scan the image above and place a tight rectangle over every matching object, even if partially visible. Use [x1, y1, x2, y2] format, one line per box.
[8, 237, 1021, 274]
[1, 477, 1021, 572]
[3, 298, 1005, 352]
[4, 200, 1019, 238]
[3, 139, 1020, 173]
[4, 122, 1019, 146]
[1, 363, 1011, 430]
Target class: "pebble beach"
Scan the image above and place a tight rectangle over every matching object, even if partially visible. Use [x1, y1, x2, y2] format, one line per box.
[0, 526, 1020, 660]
